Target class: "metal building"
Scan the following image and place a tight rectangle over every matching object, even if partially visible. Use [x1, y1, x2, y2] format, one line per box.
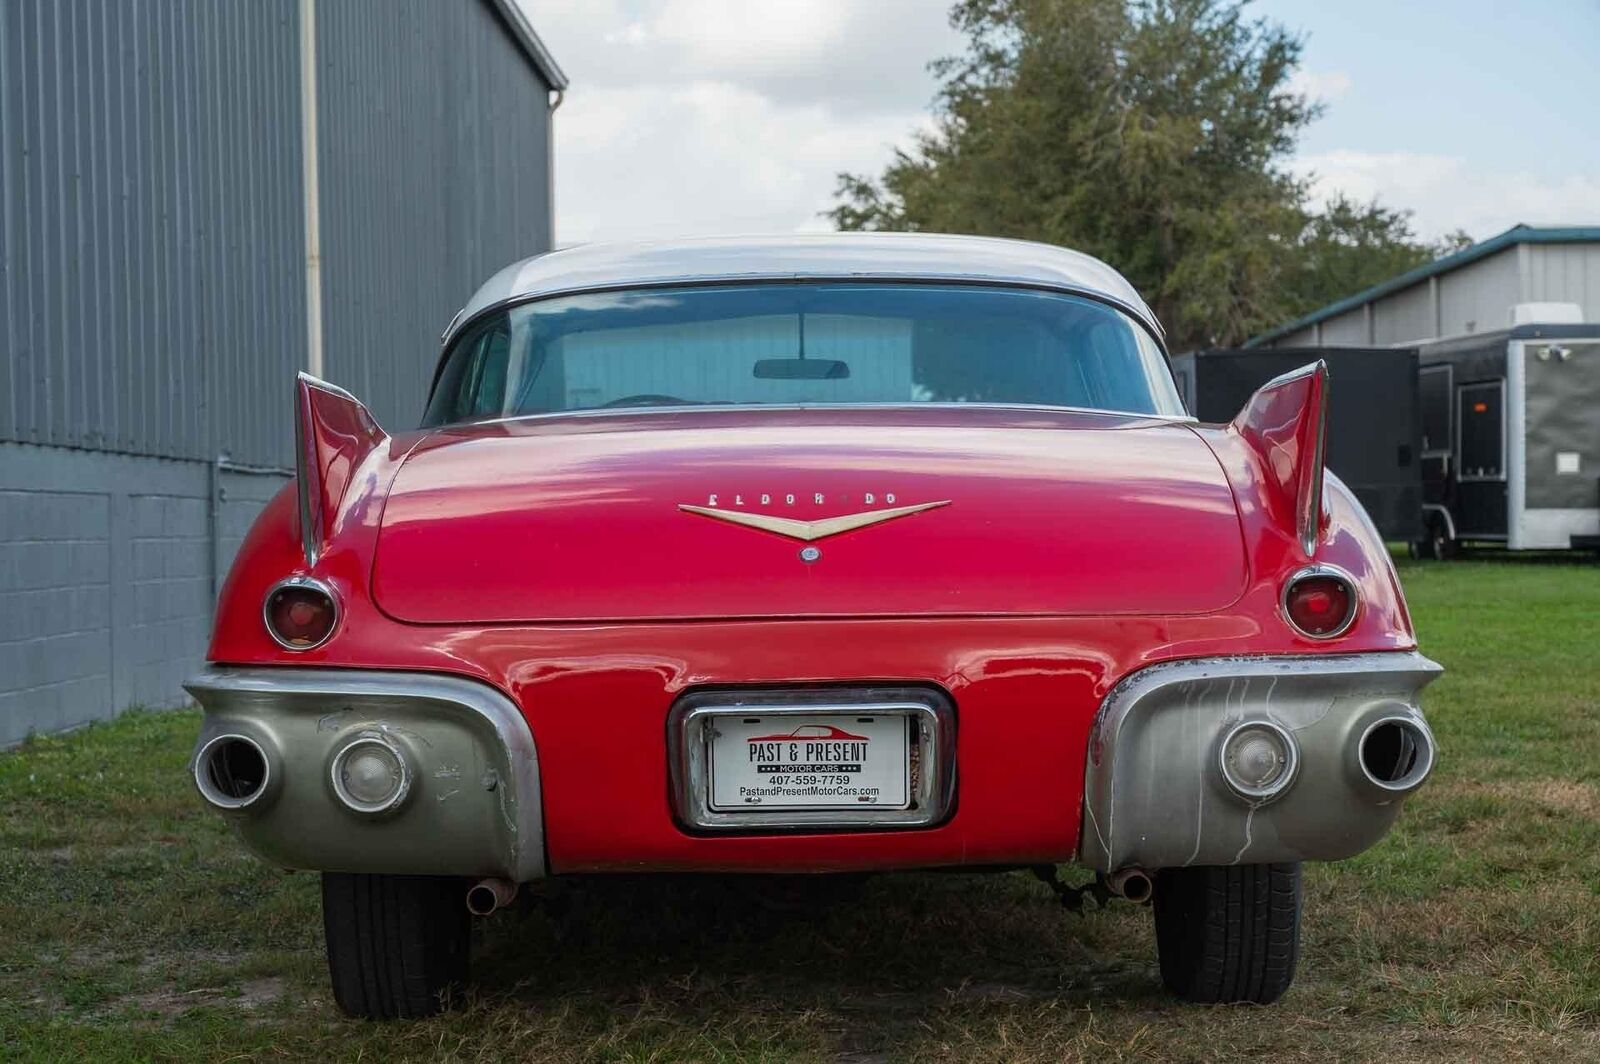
[1, 0, 566, 744]
[1249, 225, 1600, 349]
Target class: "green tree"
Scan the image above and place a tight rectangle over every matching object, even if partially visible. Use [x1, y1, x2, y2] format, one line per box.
[830, 0, 1452, 348]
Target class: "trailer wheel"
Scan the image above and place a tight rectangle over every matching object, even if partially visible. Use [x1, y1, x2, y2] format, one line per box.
[1420, 512, 1457, 560]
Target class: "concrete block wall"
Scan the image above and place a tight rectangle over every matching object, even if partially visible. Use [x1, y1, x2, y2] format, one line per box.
[0, 443, 288, 746]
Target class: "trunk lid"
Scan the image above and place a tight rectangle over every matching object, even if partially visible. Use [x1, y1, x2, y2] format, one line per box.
[373, 408, 1246, 623]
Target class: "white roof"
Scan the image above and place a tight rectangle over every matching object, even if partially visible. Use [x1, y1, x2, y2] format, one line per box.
[444, 233, 1162, 345]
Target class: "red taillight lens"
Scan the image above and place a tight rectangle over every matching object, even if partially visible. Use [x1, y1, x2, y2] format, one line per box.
[1283, 570, 1355, 638]
[264, 579, 338, 649]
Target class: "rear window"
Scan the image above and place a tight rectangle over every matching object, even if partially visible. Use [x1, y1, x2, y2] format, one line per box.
[423, 282, 1181, 426]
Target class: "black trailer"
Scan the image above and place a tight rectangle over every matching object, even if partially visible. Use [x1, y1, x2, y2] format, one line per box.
[1414, 324, 1600, 556]
[1170, 347, 1422, 542]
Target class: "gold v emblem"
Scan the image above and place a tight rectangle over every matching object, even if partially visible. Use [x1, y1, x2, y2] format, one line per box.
[678, 500, 951, 542]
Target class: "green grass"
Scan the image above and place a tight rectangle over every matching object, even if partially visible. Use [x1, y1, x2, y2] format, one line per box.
[2, 558, 1598, 1061]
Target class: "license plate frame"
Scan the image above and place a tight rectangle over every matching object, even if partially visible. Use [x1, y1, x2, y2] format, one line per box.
[669, 687, 955, 832]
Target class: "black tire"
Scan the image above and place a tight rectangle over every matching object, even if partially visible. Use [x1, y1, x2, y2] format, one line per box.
[322, 873, 471, 1019]
[1152, 862, 1300, 1004]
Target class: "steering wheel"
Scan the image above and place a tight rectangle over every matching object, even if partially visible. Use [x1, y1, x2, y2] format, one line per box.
[600, 394, 691, 408]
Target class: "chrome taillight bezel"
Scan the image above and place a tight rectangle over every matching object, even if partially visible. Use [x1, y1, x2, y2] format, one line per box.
[1280, 563, 1359, 639]
[262, 574, 340, 651]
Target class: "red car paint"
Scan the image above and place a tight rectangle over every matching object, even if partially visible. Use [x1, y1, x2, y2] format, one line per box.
[747, 725, 871, 742]
[210, 387, 1413, 874]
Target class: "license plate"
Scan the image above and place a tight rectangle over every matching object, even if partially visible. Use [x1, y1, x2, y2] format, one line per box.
[707, 713, 911, 811]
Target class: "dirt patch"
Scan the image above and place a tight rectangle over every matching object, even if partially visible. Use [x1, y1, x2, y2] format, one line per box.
[122, 976, 286, 1017]
[1442, 777, 1600, 818]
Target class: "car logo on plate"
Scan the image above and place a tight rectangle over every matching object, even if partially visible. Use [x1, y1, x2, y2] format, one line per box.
[677, 499, 950, 541]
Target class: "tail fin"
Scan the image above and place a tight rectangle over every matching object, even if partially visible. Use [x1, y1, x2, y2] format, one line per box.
[1229, 361, 1329, 556]
[295, 372, 387, 566]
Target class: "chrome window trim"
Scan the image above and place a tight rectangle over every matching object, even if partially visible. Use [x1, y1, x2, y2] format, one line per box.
[1280, 563, 1360, 640]
[443, 275, 1166, 350]
[446, 401, 1199, 431]
[261, 574, 340, 651]
[668, 689, 956, 832]
[426, 274, 1180, 419]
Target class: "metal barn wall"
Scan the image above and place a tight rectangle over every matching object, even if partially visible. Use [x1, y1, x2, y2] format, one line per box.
[1, 0, 558, 744]
[1527, 244, 1600, 320]
[316, 0, 555, 433]
[0, 0, 306, 467]
[1436, 248, 1521, 338]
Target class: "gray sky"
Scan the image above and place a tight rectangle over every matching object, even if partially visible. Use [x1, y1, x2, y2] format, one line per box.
[524, 0, 1600, 247]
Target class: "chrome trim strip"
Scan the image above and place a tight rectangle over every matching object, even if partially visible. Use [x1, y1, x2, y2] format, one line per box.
[677, 500, 951, 542]
[184, 667, 545, 881]
[440, 274, 1167, 352]
[668, 688, 956, 832]
[261, 574, 340, 651]
[293, 372, 364, 566]
[449, 401, 1199, 431]
[1280, 563, 1360, 639]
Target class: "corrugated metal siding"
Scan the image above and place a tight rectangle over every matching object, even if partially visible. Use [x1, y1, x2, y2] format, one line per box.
[0, 0, 305, 466]
[1527, 244, 1600, 319]
[1437, 248, 1520, 339]
[315, 0, 553, 433]
[1374, 282, 1433, 346]
[1319, 309, 1369, 346]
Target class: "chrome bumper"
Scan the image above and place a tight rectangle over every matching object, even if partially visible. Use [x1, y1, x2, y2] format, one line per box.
[1079, 651, 1441, 872]
[184, 667, 544, 881]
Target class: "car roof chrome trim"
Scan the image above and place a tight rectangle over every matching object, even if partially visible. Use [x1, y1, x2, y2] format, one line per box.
[434, 401, 1199, 432]
[440, 233, 1164, 346]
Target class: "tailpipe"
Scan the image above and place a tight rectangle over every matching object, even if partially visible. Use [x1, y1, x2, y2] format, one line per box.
[1354, 714, 1437, 797]
[466, 877, 519, 916]
[1106, 867, 1154, 904]
[193, 733, 275, 812]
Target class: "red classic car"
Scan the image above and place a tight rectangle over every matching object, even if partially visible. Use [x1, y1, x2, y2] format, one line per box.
[188, 234, 1439, 1018]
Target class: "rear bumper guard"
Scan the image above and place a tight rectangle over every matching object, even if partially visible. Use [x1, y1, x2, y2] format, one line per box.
[1080, 651, 1442, 872]
[184, 666, 544, 881]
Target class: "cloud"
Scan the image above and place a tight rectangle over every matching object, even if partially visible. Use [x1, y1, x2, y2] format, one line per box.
[1287, 69, 1352, 104]
[520, 0, 957, 244]
[1293, 150, 1600, 241]
[555, 81, 936, 244]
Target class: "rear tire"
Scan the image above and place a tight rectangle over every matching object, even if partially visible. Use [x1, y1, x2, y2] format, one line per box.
[322, 873, 471, 1019]
[1153, 863, 1300, 1004]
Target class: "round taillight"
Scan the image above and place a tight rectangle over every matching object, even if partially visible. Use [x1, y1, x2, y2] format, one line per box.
[1281, 565, 1357, 638]
[263, 576, 339, 650]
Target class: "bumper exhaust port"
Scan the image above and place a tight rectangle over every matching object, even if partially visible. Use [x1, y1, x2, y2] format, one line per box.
[194, 734, 273, 811]
[1357, 715, 1436, 794]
